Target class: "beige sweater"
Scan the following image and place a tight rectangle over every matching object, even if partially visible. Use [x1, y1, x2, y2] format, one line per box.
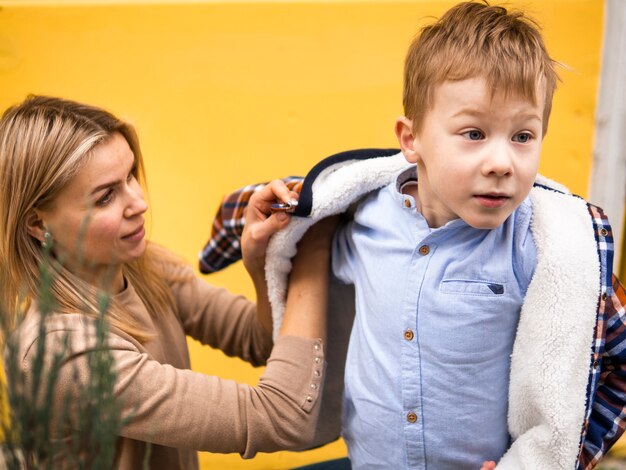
[14, 262, 326, 469]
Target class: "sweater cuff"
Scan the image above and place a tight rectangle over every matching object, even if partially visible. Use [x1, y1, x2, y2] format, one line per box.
[262, 335, 325, 413]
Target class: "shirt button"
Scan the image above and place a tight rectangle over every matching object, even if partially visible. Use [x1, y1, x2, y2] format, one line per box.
[404, 329, 414, 341]
[419, 245, 430, 256]
[404, 199, 411, 208]
[600, 228, 609, 237]
[407, 411, 418, 423]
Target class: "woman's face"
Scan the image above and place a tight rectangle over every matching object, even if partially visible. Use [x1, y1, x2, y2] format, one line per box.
[35, 132, 148, 290]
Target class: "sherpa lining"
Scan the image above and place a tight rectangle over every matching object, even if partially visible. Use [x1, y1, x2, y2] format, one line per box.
[499, 181, 600, 469]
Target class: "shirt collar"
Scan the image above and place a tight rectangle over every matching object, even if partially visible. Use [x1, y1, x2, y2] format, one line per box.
[391, 165, 467, 233]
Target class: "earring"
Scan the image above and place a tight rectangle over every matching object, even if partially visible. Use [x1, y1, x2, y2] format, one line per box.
[42, 230, 52, 249]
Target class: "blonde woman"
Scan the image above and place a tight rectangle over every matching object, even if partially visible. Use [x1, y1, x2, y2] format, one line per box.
[0, 96, 333, 469]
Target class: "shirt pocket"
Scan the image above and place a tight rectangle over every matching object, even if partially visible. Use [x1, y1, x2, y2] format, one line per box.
[433, 278, 520, 357]
[439, 278, 505, 296]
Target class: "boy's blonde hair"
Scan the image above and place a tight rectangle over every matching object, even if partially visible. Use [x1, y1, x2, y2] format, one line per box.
[403, 1, 559, 134]
[0, 96, 179, 341]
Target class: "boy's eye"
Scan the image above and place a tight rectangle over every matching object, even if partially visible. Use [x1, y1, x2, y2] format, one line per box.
[512, 132, 532, 143]
[462, 130, 484, 141]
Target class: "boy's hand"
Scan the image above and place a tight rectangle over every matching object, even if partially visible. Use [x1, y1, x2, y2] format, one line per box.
[242, 179, 299, 279]
[481, 461, 496, 470]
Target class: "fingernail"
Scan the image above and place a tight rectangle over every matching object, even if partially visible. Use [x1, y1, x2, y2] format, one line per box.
[276, 212, 288, 222]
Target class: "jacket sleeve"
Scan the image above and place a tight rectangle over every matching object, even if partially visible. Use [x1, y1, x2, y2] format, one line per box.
[578, 274, 626, 469]
[199, 177, 304, 274]
[21, 327, 326, 458]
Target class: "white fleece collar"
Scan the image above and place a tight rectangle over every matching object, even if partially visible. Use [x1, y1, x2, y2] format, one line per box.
[265, 152, 411, 335]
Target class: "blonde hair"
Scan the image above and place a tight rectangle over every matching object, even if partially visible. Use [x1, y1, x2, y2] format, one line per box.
[403, 1, 559, 134]
[0, 96, 180, 342]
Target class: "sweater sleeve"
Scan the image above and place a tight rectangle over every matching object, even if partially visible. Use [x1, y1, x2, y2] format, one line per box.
[169, 263, 273, 367]
[20, 327, 325, 458]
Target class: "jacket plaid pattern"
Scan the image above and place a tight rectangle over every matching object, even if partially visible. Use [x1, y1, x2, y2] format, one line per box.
[198, 177, 303, 274]
[578, 204, 626, 469]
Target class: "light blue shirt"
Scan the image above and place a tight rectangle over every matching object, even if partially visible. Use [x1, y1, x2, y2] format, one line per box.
[332, 167, 537, 469]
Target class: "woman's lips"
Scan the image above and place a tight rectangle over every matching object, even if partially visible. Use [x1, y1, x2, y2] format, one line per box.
[122, 225, 145, 242]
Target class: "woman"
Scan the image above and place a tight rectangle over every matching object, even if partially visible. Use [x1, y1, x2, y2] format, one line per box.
[0, 96, 332, 469]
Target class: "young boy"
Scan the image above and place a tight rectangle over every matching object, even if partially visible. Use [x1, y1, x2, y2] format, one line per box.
[201, 2, 626, 468]
[331, 3, 559, 468]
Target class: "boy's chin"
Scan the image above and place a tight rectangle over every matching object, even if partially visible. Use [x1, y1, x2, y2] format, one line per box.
[462, 213, 512, 230]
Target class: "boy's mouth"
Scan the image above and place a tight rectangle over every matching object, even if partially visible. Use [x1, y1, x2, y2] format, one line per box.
[474, 193, 510, 208]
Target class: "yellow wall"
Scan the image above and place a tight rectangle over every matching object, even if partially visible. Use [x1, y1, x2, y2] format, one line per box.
[0, 1, 605, 468]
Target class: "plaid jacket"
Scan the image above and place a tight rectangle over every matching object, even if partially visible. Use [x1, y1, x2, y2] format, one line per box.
[199, 150, 626, 469]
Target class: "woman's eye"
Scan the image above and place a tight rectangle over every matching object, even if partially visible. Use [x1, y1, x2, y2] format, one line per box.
[96, 189, 114, 206]
[513, 132, 532, 143]
[462, 130, 484, 141]
[127, 167, 137, 182]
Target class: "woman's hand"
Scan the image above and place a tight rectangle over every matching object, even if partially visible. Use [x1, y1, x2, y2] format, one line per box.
[481, 461, 496, 470]
[242, 180, 298, 334]
[242, 180, 299, 280]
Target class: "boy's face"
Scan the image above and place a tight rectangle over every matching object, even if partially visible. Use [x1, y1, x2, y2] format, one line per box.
[396, 76, 544, 229]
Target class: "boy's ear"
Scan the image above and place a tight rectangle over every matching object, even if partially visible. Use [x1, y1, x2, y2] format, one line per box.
[395, 116, 420, 164]
[25, 209, 46, 243]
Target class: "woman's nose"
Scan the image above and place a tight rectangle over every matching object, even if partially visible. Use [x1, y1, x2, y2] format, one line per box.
[124, 182, 148, 218]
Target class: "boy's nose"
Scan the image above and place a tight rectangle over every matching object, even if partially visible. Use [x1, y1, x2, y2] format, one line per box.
[482, 143, 514, 177]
